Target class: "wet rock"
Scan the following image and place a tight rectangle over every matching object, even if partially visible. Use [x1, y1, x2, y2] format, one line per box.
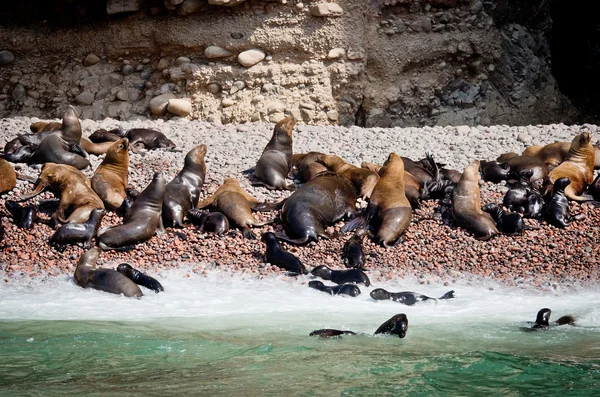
[204, 46, 233, 59]
[149, 93, 176, 116]
[238, 49, 265, 67]
[83, 53, 100, 66]
[167, 98, 192, 117]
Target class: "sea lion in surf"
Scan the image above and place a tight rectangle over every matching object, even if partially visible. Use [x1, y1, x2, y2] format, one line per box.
[74, 247, 143, 298]
[370, 288, 455, 305]
[291, 151, 328, 182]
[162, 144, 207, 228]
[311, 265, 371, 286]
[0, 159, 16, 194]
[451, 161, 499, 240]
[91, 138, 130, 211]
[49, 208, 105, 249]
[116, 263, 164, 293]
[308, 280, 361, 297]
[544, 177, 572, 228]
[374, 314, 409, 338]
[342, 230, 366, 270]
[254, 117, 296, 190]
[187, 209, 229, 234]
[309, 329, 357, 338]
[523, 308, 576, 331]
[261, 232, 306, 274]
[317, 154, 379, 199]
[125, 128, 176, 151]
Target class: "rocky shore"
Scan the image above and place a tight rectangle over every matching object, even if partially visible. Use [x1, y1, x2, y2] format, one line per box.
[1, 117, 599, 292]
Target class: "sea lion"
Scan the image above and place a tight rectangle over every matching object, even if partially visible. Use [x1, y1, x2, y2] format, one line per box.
[277, 173, 357, 245]
[503, 155, 548, 185]
[374, 314, 409, 338]
[544, 177, 572, 228]
[3, 137, 23, 155]
[524, 190, 544, 219]
[116, 263, 164, 293]
[49, 209, 105, 249]
[162, 144, 207, 228]
[125, 128, 176, 151]
[254, 117, 296, 190]
[2, 144, 36, 163]
[195, 178, 276, 239]
[524, 308, 576, 331]
[91, 138, 130, 211]
[360, 161, 421, 207]
[292, 151, 328, 182]
[261, 232, 306, 274]
[80, 137, 115, 156]
[318, 154, 379, 199]
[421, 179, 456, 201]
[451, 161, 499, 240]
[523, 141, 600, 170]
[481, 203, 524, 235]
[370, 288, 455, 306]
[29, 133, 90, 170]
[187, 209, 229, 234]
[309, 329, 356, 338]
[74, 247, 143, 298]
[29, 120, 62, 133]
[342, 230, 366, 270]
[401, 157, 435, 187]
[480, 160, 511, 184]
[308, 280, 361, 297]
[548, 132, 596, 201]
[497, 152, 518, 163]
[311, 265, 371, 286]
[89, 128, 125, 143]
[503, 170, 534, 212]
[5, 200, 37, 229]
[0, 158, 16, 194]
[589, 174, 600, 200]
[97, 172, 166, 251]
[344, 153, 412, 247]
[17, 163, 104, 224]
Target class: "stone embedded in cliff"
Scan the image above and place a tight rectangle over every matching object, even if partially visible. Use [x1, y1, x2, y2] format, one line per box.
[164, 0, 177, 11]
[12, 84, 25, 101]
[178, 0, 204, 15]
[75, 91, 95, 105]
[157, 58, 170, 71]
[238, 49, 266, 67]
[175, 56, 191, 66]
[0, 50, 15, 65]
[100, 73, 123, 88]
[207, 83, 221, 94]
[106, 0, 141, 15]
[205, 46, 233, 59]
[430, 0, 457, 8]
[327, 48, 346, 59]
[230, 81, 245, 95]
[83, 53, 100, 67]
[208, 0, 248, 6]
[310, 2, 343, 17]
[150, 93, 176, 116]
[167, 98, 192, 117]
[221, 98, 235, 107]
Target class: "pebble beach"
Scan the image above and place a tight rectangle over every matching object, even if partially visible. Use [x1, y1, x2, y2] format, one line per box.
[1, 117, 599, 292]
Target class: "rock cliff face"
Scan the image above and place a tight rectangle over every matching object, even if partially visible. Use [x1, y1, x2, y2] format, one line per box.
[0, 0, 585, 126]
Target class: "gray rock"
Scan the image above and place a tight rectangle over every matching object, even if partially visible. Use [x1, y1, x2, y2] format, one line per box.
[230, 81, 245, 95]
[175, 56, 191, 66]
[106, 0, 141, 15]
[150, 93, 176, 116]
[207, 83, 221, 94]
[116, 89, 129, 101]
[208, 0, 248, 5]
[83, 53, 100, 66]
[204, 46, 233, 59]
[140, 68, 153, 80]
[12, 84, 25, 101]
[327, 48, 345, 59]
[310, 3, 343, 17]
[100, 73, 123, 88]
[0, 50, 15, 65]
[178, 0, 204, 15]
[75, 91, 95, 105]
[122, 64, 134, 75]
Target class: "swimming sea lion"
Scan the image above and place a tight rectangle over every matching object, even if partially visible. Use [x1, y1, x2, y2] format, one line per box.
[292, 151, 328, 182]
[544, 177, 572, 228]
[49, 208, 105, 249]
[308, 280, 361, 297]
[370, 288, 455, 305]
[309, 329, 357, 338]
[311, 265, 370, 286]
[162, 144, 207, 228]
[187, 209, 229, 234]
[254, 117, 296, 190]
[17, 163, 104, 224]
[318, 154, 379, 199]
[116, 263, 164, 293]
[548, 132, 596, 201]
[126, 128, 176, 151]
[74, 247, 142, 298]
[91, 138, 130, 211]
[261, 232, 306, 274]
[374, 314, 409, 338]
[277, 173, 357, 245]
[480, 160, 511, 184]
[5, 200, 37, 229]
[451, 161, 499, 240]
[481, 203, 524, 235]
[0, 159, 16, 194]
[525, 308, 576, 331]
[342, 230, 366, 270]
[97, 172, 166, 251]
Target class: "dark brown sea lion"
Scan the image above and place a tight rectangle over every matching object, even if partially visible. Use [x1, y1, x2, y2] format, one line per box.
[125, 128, 176, 151]
[311, 265, 371, 286]
[195, 178, 275, 239]
[497, 152, 518, 163]
[401, 157, 435, 187]
[254, 117, 296, 190]
[187, 209, 229, 234]
[374, 314, 409, 338]
[29, 133, 91, 170]
[0, 158, 16, 194]
[451, 160, 499, 240]
[116, 263, 164, 293]
[261, 232, 306, 274]
[2, 144, 36, 163]
[74, 247, 143, 298]
[97, 172, 166, 251]
[276, 173, 357, 245]
[309, 329, 357, 338]
[544, 177, 572, 228]
[360, 161, 421, 208]
[318, 154, 379, 199]
[308, 280, 361, 297]
[49, 208, 105, 249]
[91, 138, 130, 211]
[342, 230, 366, 270]
[17, 163, 104, 224]
[5, 200, 38, 229]
[548, 132, 596, 201]
[370, 288, 455, 305]
[162, 144, 207, 228]
[524, 308, 576, 331]
[89, 128, 125, 143]
[480, 160, 511, 183]
[481, 203, 524, 235]
[292, 151, 328, 182]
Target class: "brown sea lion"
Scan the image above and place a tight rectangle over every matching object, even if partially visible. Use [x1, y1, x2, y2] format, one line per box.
[162, 144, 207, 228]
[125, 128, 176, 151]
[451, 161, 499, 240]
[74, 247, 143, 298]
[318, 154, 379, 199]
[503, 155, 549, 186]
[80, 136, 115, 156]
[97, 172, 166, 251]
[0, 158, 16, 194]
[361, 161, 421, 207]
[344, 153, 412, 247]
[30, 121, 62, 133]
[254, 117, 296, 190]
[497, 152, 518, 163]
[91, 138, 130, 211]
[547, 132, 596, 201]
[195, 178, 275, 239]
[523, 141, 600, 170]
[292, 151, 328, 182]
[17, 163, 104, 224]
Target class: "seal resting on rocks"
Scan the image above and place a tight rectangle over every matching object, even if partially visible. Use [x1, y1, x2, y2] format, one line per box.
[342, 230, 366, 270]
[317, 154, 379, 199]
[480, 160, 511, 184]
[291, 152, 328, 182]
[125, 128, 176, 151]
[370, 288, 455, 305]
[0, 159, 16, 194]
[261, 232, 306, 274]
[5, 200, 38, 229]
[187, 209, 229, 234]
[308, 280, 361, 297]
[481, 203, 524, 235]
[49, 208, 105, 249]
[544, 177, 572, 228]
[254, 117, 296, 190]
[374, 314, 409, 338]
[74, 247, 142, 298]
[311, 265, 370, 286]
[523, 141, 600, 170]
[451, 160, 499, 240]
[88, 128, 125, 143]
[116, 263, 164, 293]
[162, 144, 207, 228]
[360, 161, 421, 207]
[91, 138, 130, 211]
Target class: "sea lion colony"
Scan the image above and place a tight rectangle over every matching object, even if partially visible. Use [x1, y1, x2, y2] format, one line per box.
[0, 109, 590, 336]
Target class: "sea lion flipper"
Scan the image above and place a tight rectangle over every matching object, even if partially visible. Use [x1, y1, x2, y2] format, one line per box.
[439, 290, 455, 300]
[274, 232, 311, 245]
[70, 143, 89, 159]
[255, 199, 286, 212]
[17, 180, 48, 201]
[243, 227, 256, 240]
[565, 191, 597, 202]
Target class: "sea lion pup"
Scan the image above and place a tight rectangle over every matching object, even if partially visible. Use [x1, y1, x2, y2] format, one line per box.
[0, 158, 16, 194]
[17, 163, 104, 224]
[97, 172, 166, 251]
[91, 138, 130, 211]
[261, 232, 306, 274]
[162, 144, 207, 228]
[125, 128, 176, 151]
[317, 154, 380, 199]
[309, 329, 357, 338]
[525, 308, 576, 331]
[308, 280, 361, 297]
[74, 247, 143, 298]
[254, 117, 296, 190]
[547, 131, 596, 201]
[544, 177, 572, 228]
[342, 230, 366, 270]
[187, 209, 229, 234]
[311, 265, 371, 286]
[291, 151, 328, 182]
[116, 263, 164, 293]
[361, 161, 421, 207]
[524, 190, 544, 219]
[195, 178, 277, 239]
[451, 161, 499, 241]
[49, 209, 105, 249]
[345, 153, 412, 247]
[2, 144, 36, 163]
[481, 203, 524, 235]
[89, 128, 125, 143]
[480, 160, 511, 184]
[5, 200, 38, 229]
[277, 173, 357, 245]
[503, 169, 534, 212]
[374, 314, 409, 338]
[370, 288, 455, 306]
[588, 174, 600, 200]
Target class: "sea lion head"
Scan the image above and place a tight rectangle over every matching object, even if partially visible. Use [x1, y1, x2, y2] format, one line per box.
[261, 231, 278, 246]
[392, 314, 409, 338]
[105, 138, 129, 164]
[554, 177, 571, 192]
[156, 136, 176, 149]
[311, 265, 332, 280]
[116, 263, 134, 278]
[307, 280, 325, 289]
[577, 131, 591, 146]
[534, 308, 551, 328]
[61, 105, 82, 144]
[274, 117, 296, 140]
[380, 152, 405, 177]
[185, 144, 207, 168]
[370, 288, 392, 301]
